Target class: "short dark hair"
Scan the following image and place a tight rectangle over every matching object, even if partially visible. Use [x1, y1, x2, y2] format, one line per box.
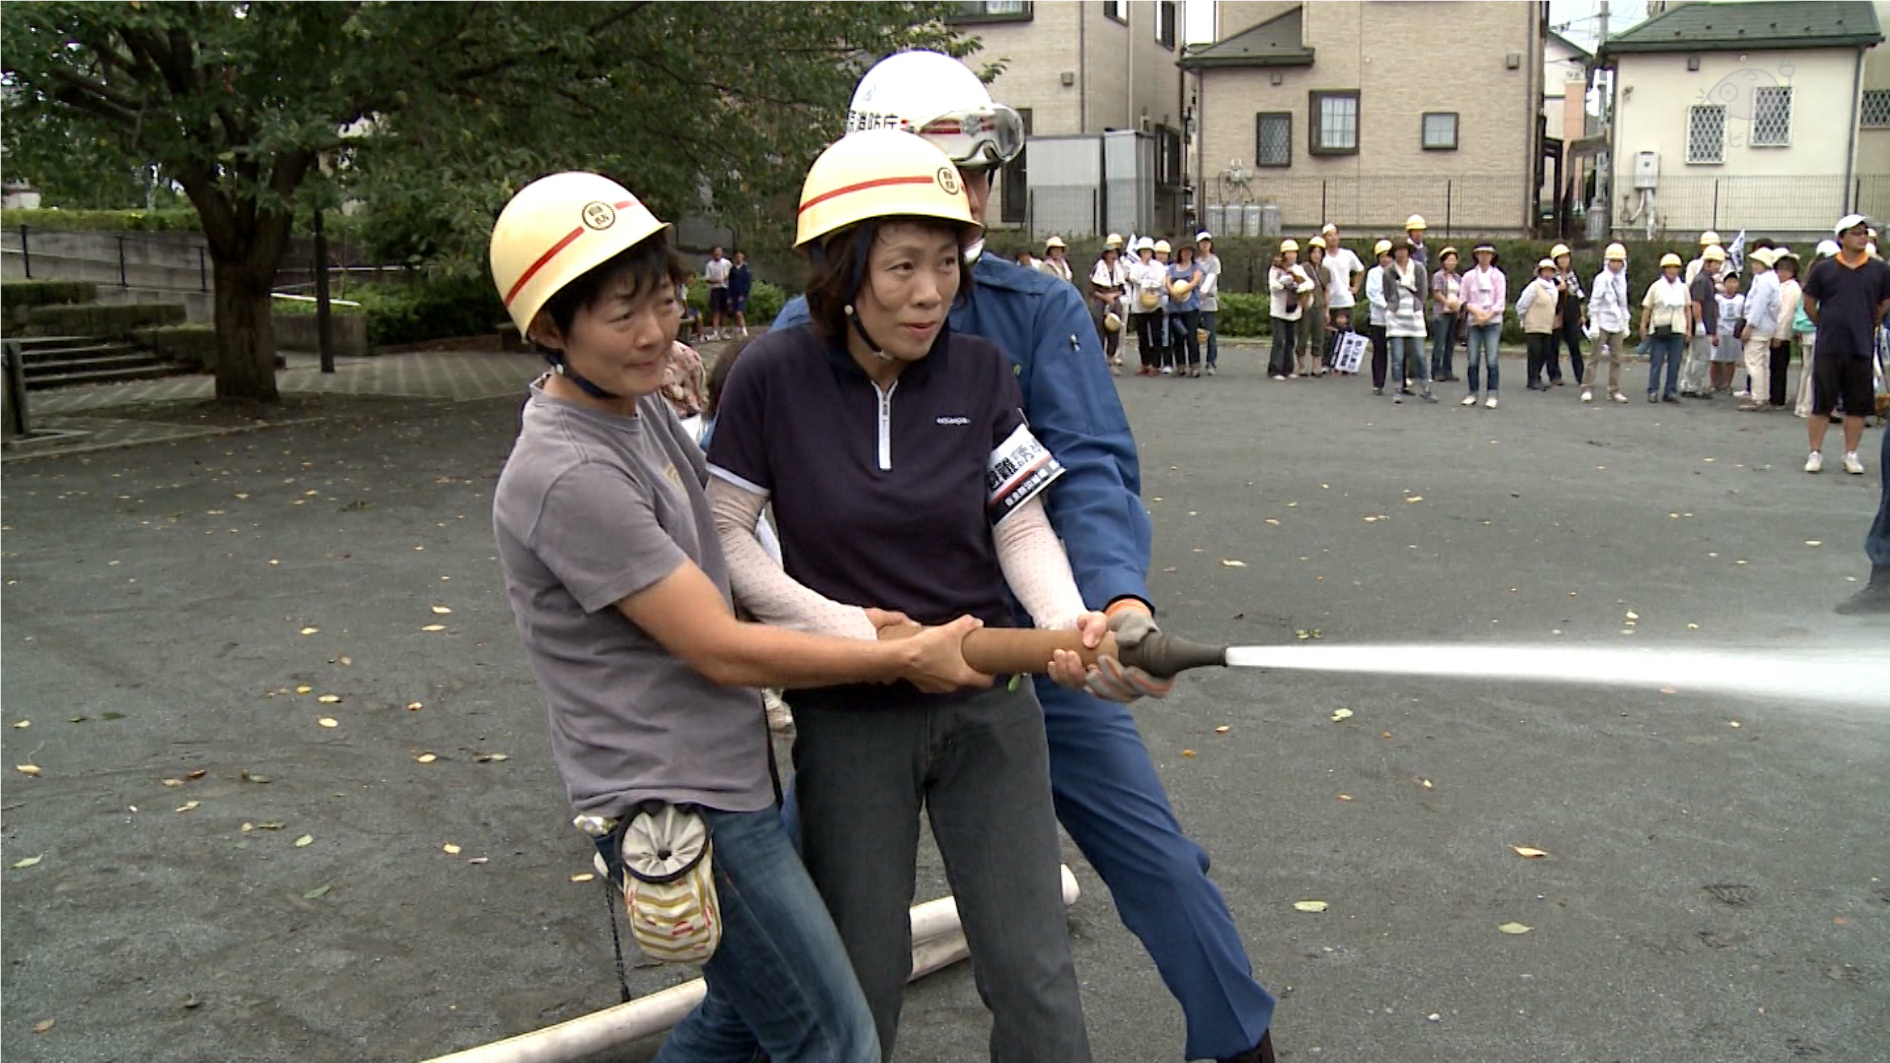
[804, 217, 969, 344]
[537, 230, 686, 351]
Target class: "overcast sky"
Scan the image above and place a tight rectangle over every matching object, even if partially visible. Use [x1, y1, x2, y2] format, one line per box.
[1186, 0, 1653, 49]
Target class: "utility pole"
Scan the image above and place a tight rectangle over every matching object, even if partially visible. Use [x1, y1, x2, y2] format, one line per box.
[1598, 0, 1609, 47]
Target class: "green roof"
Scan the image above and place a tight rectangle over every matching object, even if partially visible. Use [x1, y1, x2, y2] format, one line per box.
[1597, 0, 1882, 59]
[1179, 5, 1315, 70]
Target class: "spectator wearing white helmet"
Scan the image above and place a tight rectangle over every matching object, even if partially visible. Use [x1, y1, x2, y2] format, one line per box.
[1548, 243, 1586, 389]
[1680, 245, 1725, 398]
[1641, 252, 1692, 402]
[764, 50, 1281, 1063]
[1364, 238, 1393, 393]
[1739, 247, 1781, 407]
[1586, 243, 1633, 402]
[1299, 237, 1331, 374]
[1130, 237, 1169, 374]
[1802, 214, 1890, 481]
[488, 172, 985, 1063]
[1266, 239, 1310, 379]
[1768, 251, 1804, 409]
[1196, 231, 1223, 373]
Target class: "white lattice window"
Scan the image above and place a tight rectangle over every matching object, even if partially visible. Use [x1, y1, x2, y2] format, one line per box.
[1750, 86, 1792, 146]
[1686, 104, 1725, 164]
[1862, 89, 1890, 129]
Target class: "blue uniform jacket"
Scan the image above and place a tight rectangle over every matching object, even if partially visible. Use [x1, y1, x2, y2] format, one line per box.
[772, 254, 1152, 613]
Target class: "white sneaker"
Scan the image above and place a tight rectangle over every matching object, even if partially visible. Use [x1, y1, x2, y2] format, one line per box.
[1581, 389, 1594, 403]
[1392, 392, 1404, 404]
[1805, 451, 1823, 474]
[1460, 394, 1478, 406]
[1270, 374, 1286, 381]
[1485, 396, 1499, 409]
[1611, 391, 1630, 403]
[1843, 451, 1866, 475]
[1161, 366, 1174, 376]
[740, 327, 750, 338]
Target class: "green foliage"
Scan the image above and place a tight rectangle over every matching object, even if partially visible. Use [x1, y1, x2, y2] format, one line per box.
[24, 301, 186, 337]
[1, 208, 203, 232]
[1, 1, 972, 397]
[1215, 293, 1270, 338]
[2, 279, 100, 309]
[271, 276, 501, 347]
[132, 324, 218, 368]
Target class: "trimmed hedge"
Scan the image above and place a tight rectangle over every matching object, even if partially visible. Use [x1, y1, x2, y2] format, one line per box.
[133, 324, 218, 368]
[1, 208, 203, 232]
[25, 301, 186, 337]
[2, 279, 100, 308]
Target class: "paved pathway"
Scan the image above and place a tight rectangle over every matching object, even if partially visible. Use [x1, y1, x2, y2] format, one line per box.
[6, 349, 543, 461]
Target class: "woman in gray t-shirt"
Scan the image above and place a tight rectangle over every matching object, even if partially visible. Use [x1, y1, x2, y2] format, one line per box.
[489, 171, 983, 1063]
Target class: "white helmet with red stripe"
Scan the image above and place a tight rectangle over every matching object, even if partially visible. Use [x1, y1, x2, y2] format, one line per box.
[489, 172, 669, 335]
[846, 50, 1024, 169]
[794, 129, 977, 250]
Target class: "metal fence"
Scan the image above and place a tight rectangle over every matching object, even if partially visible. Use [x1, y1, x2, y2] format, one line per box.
[1208, 174, 1536, 240]
[1615, 174, 1890, 237]
[1, 225, 405, 295]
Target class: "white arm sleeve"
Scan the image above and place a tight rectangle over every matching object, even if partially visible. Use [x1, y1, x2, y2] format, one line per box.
[706, 477, 877, 640]
[994, 494, 1087, 631]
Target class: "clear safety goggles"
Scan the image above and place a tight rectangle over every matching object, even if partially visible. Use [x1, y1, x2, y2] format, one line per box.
[911, 105, 1026, 169]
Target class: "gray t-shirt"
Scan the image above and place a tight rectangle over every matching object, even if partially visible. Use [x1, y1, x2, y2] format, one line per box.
[493, 381, 772, 817]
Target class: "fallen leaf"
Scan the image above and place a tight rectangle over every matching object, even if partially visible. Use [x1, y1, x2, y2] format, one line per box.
[316, 694, 341, 704]
[1293, 900, 1329, 912]
[175, 800, 200, 813]
[570, 872, 596, 883]
[1405, 496, 1424, 503]
[16, 764, 41, 776]
[256, 822, 285, 831]
[1220, 559, 1247, 568]
[1625, 611, 1639, 620]
[1264, 518, 1281, 526]
[420, 624, 446, 633]
[162, 778, 184, 787]
[414, 753, 437, 764]
[294, 834, 313, 847]
[1687, 623, 1699, 630]
[1729, 721, 1742, 729]
[1363, 516, 1380, 523]
[1420, 778, 1434, 789]
[11, 720, 28, 730]
[295, 685, 312, 694]
[1804, 540, 1822, 547]
[299, 626, 319, 635]
[1498, 922, 1533, 935]
[406, 701, 423, 712]
[467, 857, 489, 865]
[303, 884, 332, 900]
[1337, 793, 1353, 801]
[475, 753, 509, 763]
[1331, 708, 1353, 721]
[242, 822, 255, 832]
[430, 605, 453, 615]
[13, 855, 44, 869]
[337, 655, 352, 666]
[186, 769, 206, 779]
[33, 1019, 53, 1034]
[1181, 749, 1197, 757]
[1512, 846, 1550, 859]
[241, 773, 271, 784]
[1214, 725, 1230, 734]
[442, 843, 462, 855]
[317, 717, 339, 728]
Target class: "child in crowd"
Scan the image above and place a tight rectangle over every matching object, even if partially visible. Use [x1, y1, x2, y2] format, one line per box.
[1713, 273, 1745, 398]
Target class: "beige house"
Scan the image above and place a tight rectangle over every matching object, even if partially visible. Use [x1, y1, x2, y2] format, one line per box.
[1180, 1, 1546, 240]
[950, 1, 1187, 233]
[1595, 0, 1885, 240]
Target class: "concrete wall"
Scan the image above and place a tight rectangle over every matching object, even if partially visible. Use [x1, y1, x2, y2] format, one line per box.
[271, 310, 370, 358]
[1611, 45, 1872, 235]
[1196, 0, 1540, 235]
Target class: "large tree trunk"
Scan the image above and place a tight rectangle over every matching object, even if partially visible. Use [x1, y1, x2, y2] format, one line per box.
[211, 254, 281, 402]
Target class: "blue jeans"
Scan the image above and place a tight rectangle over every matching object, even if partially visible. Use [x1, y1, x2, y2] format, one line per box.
[1389, 335, 1430, 389]
[1429, 313, 1457, 377]
[1465, 322, 1502, 394]
[1201, 310, 1219, 367]
[639, 808, 880, 1063]
[1646, 331, 1684, 396]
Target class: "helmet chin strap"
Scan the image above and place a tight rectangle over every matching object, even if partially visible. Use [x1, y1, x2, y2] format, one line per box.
[844, 305, 893, 362]
[546, 352, 620, 399]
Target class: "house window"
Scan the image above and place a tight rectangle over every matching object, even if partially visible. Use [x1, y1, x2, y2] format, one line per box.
[1749, 85, 1792, 146]
[1103, 0, 1127, 24]
[1255, 112, 1292, 167]
[1863, 89, 1890, 128]
[1421, 112, 1458, 151]
[1156, 1, 1177, 49]
[1309, 91, 1360, 155]
[1686, 104, 1725, 164]
[951, 0, 1033, 21]
[1000, 107, 1032, 226]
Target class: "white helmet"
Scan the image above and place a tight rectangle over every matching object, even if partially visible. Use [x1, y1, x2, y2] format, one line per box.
[1816, 239, 1841, 258]
[846, 50, 1025, 169]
